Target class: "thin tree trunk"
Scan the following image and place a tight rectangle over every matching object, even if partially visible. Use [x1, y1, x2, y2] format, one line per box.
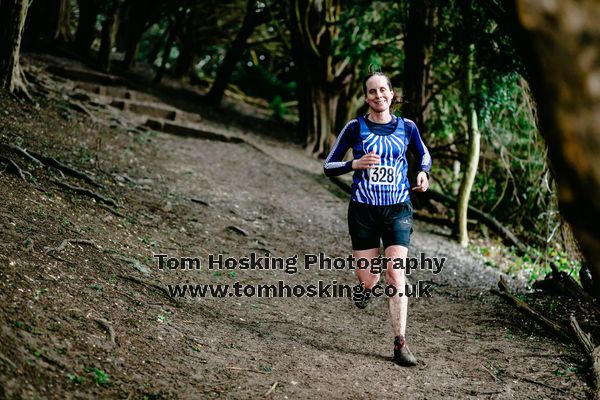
[123, 31, 142, 71]
[98, 0, 122, 71]
[289, 0, 349, 156]
[0, 0, 30, 98]
[455, 43, 480, 247]
[54, 0, 73, 43]
[402, 0, 436, 208]
[174, 44, 196, 80]
[510, 0, 600, 301]
[207, 0, 259, 105]
[402, 0, 434, 128]
[154, 17, 178, 83]
[75, 0, 100, 53]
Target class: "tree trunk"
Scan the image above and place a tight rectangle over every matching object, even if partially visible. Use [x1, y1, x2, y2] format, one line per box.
[123, 31, 142, 71]
[54, 0, 73, 43]
[454, 55, 480, 246]
[0, 0, 30, 98]
[207, 0, 260, 105]
[75, 0, 101, 53]
[402, 0, 435, 128]
[289, 0, 352, 156]
[174, 44, 196, 80]
[305, 87, 339, 156]
[454, 40, 481, 246]
[510, 0, 600, 300]
[401, 0, 437, 209]
[98, 0, 123, 71]
[154, 16, 179, 84]
[119, 0, 164, 72]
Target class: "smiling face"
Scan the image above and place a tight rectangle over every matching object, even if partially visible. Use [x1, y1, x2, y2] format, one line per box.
[364, 75, 394, 113]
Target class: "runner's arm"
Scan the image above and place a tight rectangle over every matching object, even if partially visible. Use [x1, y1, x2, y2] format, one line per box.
[406, 119, 432, 176]
[323, 119, 359, 177]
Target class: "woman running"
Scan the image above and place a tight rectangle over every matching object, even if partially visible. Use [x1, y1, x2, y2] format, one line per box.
[323, 71, 431, 366]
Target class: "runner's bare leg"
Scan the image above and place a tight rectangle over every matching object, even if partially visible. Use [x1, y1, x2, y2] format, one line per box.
[384, 245, 408, 337]
[354, 248, 380, 290]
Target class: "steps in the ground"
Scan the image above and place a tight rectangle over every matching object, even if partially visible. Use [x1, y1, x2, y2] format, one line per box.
[143, 119, 243, 143]
[47, 65, 124, 86]
[110, 100, 179, 120]
[73, 82, 156, 102]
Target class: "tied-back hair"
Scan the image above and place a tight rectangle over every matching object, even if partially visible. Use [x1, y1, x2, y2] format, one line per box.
[362, 65, 403, 111]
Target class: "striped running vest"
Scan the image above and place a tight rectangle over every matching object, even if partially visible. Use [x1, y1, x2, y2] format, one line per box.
[351, 116, 411, 205]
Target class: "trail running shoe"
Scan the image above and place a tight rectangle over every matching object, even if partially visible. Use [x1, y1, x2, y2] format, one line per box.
[394, 335, 417, 366]
[353, 288, 372, 309]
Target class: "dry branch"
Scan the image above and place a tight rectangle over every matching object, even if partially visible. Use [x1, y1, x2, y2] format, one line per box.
[264, 382, 278, 396]
[494, 278, 600, 399]
[425, 189, 527, 253]
[533, 263, 598, 308]
[569, 316, 600, 400]
[491, 277, 571, 340]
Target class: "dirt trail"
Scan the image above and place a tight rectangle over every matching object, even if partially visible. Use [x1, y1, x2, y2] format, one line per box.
[0, 56, 591, 399]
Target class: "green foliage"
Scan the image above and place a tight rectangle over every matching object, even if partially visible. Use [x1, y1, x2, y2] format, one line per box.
[93, 368, 109, 387]
[67, 373, 86, 385]
[269, 96, 287, 120]
[232, 64, 296, 102]
[508, 245, 582, 286]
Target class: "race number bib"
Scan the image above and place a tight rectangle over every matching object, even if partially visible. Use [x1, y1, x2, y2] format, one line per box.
[368, 166, 395, 185]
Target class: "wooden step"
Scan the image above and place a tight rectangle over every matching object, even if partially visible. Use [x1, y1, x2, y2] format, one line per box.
[111, 100, 178, 120]
[143, 119, 244, 143]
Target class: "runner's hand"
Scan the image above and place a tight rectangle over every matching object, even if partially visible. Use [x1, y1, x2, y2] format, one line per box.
[412, 171, 429, 192]
[352, 151, 380, 170]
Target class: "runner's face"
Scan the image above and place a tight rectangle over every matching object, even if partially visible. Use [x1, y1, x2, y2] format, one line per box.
[364, 76, 393, 113]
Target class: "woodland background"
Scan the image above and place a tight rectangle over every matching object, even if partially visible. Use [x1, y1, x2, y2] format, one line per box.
[1, 0, 600, 398]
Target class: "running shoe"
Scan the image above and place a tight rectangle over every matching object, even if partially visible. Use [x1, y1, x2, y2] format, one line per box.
[353, 288, 372, 309]
[394, 335, 417, 366]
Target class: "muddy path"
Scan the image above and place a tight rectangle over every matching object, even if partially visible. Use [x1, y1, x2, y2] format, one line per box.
[0, 56, 591, 399]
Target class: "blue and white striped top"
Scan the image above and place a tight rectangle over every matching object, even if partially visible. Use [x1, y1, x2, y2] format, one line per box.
[323, 115, 431, 206]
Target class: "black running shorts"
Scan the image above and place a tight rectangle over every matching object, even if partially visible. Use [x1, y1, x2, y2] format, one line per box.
[347, 200, 413, 250]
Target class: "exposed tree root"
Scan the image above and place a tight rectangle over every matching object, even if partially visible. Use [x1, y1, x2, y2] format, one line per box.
[8, 66, 33, 103]
[1, 142, 105, 188]
[0, 353, 17, 370]
[0, 155, 32, 181]
[50, 179, 118, 207]
[93, 317, 117, 346]
[117, 274, 179, 306]
[66, 100, 97, 122]
[26, 149, 105, 188]
[97, 203, 125, 218]
[44, 238, 99, 254]
[109, 253, 151, 275]
[0, 143, 44, 166]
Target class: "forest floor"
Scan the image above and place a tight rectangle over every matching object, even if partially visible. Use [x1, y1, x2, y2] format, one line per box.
[0, 54, 593, 399]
